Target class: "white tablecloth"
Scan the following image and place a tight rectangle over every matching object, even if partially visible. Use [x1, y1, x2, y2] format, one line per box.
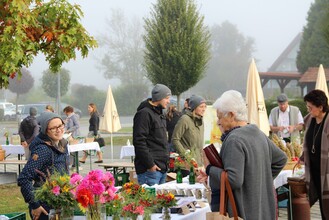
[68, 142, 100, 153]
[1, 144, 25, 155]
[273, 170, 293, 189]
[120, 145, 135, 159]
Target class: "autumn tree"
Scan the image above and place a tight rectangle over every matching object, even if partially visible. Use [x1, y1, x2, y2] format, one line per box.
[143, 0, 211, 109]
[8, 67, 34, 119]
[192, 21, 255, 99]
[296, 0, 329, 73]
[41, 68, 70, 98]
[0, 0, 97, 88]
[98, 9, 146, 86]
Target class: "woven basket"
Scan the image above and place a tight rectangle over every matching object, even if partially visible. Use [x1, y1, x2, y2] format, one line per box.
[288, 178, 306, 197]
[0, 150, 5, 161]
[69, 139, 79, 145]
[85, 137, 94, 143]
[283, 161, 298, 170]
[287, 163, 306, 197]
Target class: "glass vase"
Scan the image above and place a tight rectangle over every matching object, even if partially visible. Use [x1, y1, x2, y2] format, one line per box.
[86, 202, 106, 220]
[161, 207, 171, 220]
[176, 167, 182, 183]
[60, 207, 74, 220]
[48, 209, 61, 220]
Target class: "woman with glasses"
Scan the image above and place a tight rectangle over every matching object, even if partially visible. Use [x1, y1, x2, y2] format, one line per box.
[197, 90, 287, 220]
[18, 112, 69, 220]
[302, 89, 329, 219]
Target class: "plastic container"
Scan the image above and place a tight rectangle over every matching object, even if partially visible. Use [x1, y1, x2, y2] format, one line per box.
[114, 173, 129, 186]
[0, 212, 26, 220]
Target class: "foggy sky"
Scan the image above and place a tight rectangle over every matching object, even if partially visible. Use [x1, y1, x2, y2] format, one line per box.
[28, 0, 314, 91]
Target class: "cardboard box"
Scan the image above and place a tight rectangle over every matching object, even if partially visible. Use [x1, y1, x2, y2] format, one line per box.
[129, 170, 138, 183]
[11, 135, 21, 145]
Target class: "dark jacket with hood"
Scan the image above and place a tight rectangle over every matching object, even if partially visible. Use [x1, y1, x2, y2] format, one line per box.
[17, 133, 69, 210]
[133, 99, 169, 174]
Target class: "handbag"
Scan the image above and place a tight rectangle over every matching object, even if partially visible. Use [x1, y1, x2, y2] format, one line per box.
[95, 135, 105, 147]
[206, 171, 243, 220]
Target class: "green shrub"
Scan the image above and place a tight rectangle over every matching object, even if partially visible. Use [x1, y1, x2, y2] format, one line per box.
[265, 98, 307, 117]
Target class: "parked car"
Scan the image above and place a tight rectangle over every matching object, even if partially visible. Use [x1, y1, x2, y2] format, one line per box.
[0, 102, 14, 121]
[4, 105, 23, 121]
[19, 103, 82, 120]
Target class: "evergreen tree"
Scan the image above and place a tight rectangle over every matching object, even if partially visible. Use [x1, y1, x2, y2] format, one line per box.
[297, 0, 329, 73]
[143, 0, 210, 109]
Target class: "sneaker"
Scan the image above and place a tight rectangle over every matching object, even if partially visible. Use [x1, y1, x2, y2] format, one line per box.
[94, 160, 103, 163]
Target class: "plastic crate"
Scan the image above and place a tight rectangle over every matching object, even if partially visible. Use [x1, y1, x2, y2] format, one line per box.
[0, 212, 26, 220]
[114, 173, 130, 186]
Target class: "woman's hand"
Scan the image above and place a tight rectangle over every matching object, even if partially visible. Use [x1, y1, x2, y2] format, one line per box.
[197, 169, 208, 184]
[31, 206, 48, 220]
[202, 151, 210, 168]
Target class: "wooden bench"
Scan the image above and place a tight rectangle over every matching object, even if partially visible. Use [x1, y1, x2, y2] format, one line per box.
[99, 162, 135, 186]
[98, 162, 134, 176]
[0, 159, 27, 174]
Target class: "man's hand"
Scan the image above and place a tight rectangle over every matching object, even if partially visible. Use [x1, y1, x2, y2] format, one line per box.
[31, 206, 48, 220]
[148, 164, 161, 172]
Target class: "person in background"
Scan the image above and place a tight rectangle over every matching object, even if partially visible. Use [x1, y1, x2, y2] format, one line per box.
[63, 106, 80, 138]
[63, 105, 80, 168]
[197, 90, 287, 220]
[165, 104, 182, 152]
[133, 84, 171, 186]
[18, 112, 69, 220]
[302, 89, 329, 219]
[269, 93, 304, 143]
[19, 107, 39, 160]
[181, 98, 190, 114]
[172, 95, 206, 165]
[79, 103, 103, 163]
[45, 105, 54, 113]
[37, 104, 55, 125]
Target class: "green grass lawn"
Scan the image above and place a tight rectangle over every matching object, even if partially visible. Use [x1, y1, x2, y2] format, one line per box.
[0, 184, 30, 219]
[0, 136, 131, 217]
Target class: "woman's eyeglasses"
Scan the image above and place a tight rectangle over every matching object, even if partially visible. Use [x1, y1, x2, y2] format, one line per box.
[48, 124, 65, 133]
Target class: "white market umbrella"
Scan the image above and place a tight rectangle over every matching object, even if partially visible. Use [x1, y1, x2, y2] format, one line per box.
[246, 58, 270, 136]
[315, 64, 329, 98]
[99, 85, 121, 159]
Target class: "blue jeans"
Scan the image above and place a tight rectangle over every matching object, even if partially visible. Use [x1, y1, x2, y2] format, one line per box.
[137, 171, 167, 186]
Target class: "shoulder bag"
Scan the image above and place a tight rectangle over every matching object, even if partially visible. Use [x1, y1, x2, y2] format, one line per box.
[206, 171, 243, 220]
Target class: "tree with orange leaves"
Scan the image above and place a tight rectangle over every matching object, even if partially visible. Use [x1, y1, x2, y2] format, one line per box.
[0, 0, 97, 88]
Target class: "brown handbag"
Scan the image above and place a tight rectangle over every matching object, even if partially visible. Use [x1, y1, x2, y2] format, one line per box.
[206, 171, 243, 220]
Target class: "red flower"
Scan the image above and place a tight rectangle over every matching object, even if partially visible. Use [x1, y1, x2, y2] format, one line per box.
[76, 188, 94, 208]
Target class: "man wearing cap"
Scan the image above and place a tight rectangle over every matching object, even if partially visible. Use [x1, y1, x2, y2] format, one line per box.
[19, 107, 39, 160]
[269, 93, 304, 143]
[133, 84, 171, 185]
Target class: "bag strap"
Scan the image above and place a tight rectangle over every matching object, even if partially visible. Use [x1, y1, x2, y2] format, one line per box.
[219, 171, 240, 220]
[220, 171, 226, 214]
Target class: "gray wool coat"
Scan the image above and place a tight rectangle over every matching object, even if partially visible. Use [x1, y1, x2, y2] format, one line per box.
[208, 124, 287, 220]
[303, 113, 329, 219]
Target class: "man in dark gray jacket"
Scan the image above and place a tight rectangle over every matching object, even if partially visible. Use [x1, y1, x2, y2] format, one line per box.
[133, 84, 171, 186]
[19, 107, 39, 160]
